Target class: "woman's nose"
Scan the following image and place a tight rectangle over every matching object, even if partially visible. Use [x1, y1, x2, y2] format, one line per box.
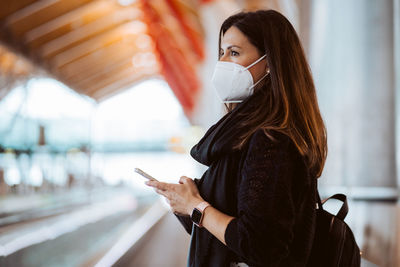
[219, 53, 230, 62]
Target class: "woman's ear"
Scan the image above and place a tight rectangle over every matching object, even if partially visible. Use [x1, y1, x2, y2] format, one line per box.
[265, 62, 270, 73]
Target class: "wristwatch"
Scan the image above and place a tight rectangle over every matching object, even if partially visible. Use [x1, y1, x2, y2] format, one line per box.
[190, 201, 211, 228]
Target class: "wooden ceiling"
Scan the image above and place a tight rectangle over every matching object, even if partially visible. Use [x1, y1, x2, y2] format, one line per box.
[0, 0, 304, 113]
[0, 44, 35, 100]
[0, 0, 160, 101]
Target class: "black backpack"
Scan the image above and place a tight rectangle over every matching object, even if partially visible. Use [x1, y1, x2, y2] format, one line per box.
[307, 181, 361, 267]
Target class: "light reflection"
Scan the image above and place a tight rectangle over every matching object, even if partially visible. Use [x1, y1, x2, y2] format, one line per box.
[135, 34, 154, 50]
[117, 0, 136, 6]
[92, 79, 189, 146]
[132, 52, 158, 71]
[124, 21, 147, 35]
[28, 165, 43, 187]
[5, 166, 20, 186]
[23, 78, 94, 120]
[0, 78, 199, 191]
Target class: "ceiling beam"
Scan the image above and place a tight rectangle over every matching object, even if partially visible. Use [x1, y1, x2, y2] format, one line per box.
[5, 0, 93, 38]
[49, 21, 147, 69]
[24, 0, 113, 48]
[90, 73, 158, 102]
[70, 47, 158, 86]
[74, 59, 133, 89]
[57, 41, 135, 78]
[40, 7, 140, 58]
[57, 32, 153, 78]
[6, 0, 58, 26]
[65, 49, 136, 83]
[0, 0, 37, 21]
[79, 66, 139, 94]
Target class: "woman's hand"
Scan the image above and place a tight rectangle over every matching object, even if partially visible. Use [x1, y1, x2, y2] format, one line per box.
[144, 176, 204, 216]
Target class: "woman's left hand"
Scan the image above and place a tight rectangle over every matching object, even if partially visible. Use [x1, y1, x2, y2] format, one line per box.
[145, 176, 204, 216]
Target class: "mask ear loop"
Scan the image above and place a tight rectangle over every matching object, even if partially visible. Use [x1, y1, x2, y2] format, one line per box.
[243, 54, 267, 71]
[249, 71, 270, 90]
[246, 54, 269, 90]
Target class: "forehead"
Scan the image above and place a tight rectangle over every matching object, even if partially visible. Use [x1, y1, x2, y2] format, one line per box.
[220, 26, 250, 48]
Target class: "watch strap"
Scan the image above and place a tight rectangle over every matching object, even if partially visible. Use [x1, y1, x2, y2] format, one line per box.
[196, 201, 211, 213]
[194, 201, 211, 228]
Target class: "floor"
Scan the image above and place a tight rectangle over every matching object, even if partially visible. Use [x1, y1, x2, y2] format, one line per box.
[346, 200, 400, 267]
[120, 212, 191, 267]
[122, 200, 400, 267]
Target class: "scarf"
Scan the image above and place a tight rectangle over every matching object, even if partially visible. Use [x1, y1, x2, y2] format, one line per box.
[188, 89, 264, 267]
[190, 88, 263, 166]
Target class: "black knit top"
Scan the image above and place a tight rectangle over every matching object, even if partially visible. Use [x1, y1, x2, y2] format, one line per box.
[175, 89, 317, 267]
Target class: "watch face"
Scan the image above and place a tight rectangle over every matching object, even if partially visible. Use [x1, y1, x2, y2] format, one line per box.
[191, 208, 202, 224]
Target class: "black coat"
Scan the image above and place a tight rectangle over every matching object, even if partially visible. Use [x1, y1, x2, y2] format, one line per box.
[175, 90, 317, 267]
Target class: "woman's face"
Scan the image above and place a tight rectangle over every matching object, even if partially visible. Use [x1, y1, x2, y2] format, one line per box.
[219, 26, 268, 85]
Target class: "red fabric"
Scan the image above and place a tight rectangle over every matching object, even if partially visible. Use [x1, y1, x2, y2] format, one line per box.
[165, 0, 205, 60]
[140, 0, 204, 117]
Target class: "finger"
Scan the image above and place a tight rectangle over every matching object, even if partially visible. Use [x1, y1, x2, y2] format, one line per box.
[146, 180, 170, 191]
[157, 182, 171, 191]
[179, 176, 190, 184]
[144, 180, 156, 187]
[155, 188, 170, 198]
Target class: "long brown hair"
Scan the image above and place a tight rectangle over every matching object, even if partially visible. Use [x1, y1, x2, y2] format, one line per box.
[219, 10, 327, 178]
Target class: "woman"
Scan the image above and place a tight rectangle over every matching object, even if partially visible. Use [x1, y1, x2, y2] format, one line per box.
[145, 9, 327, 267]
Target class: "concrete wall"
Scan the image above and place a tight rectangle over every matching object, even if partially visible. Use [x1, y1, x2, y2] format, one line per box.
[309, 0, 397, 190]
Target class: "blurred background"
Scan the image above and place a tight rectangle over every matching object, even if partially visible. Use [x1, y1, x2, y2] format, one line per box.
[0, 0, 399, 266]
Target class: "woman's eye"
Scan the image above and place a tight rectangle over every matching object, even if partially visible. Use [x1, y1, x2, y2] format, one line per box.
[219, 50, 239, 57]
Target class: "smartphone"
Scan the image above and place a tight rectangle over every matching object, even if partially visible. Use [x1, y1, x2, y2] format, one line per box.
[134, 168, 159, 182]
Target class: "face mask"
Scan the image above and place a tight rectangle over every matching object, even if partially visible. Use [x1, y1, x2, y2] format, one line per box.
[211, 54, 269, 103]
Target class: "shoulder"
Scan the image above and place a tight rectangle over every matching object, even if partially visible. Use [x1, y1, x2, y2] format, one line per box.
[243, 129, 311, 191]
[244, 128, 303, 168]
[247, 128, 293, 152]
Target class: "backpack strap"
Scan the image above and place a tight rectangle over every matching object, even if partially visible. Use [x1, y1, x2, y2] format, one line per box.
[321, 193, 349, 220]
[315, 178, 349, 220]
[316, 188, 323, 210]
[315, 177, 323, 210]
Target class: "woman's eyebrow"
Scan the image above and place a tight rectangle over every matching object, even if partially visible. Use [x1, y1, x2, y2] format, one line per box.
[227, 45, 241, 49]
[221, 45, 242, 50]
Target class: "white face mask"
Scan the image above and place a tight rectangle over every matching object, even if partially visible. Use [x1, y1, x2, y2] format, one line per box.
[211, 54, 269, 103]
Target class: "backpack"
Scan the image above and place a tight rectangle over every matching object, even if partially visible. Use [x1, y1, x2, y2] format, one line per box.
[307, 180, 361, 267]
